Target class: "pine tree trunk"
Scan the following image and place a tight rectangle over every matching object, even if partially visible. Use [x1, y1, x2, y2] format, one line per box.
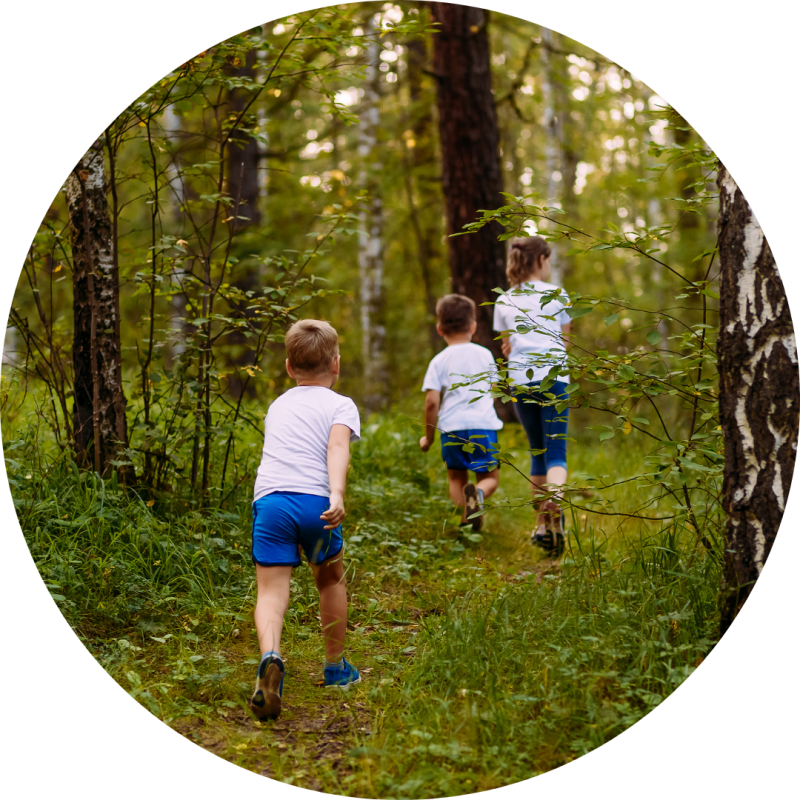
[358, 16, 388, 414]
[431, 4, 512, 422]
[717, 162, 799, 635]
[430, 3, 507, 354]
[65, 143, 130, 476]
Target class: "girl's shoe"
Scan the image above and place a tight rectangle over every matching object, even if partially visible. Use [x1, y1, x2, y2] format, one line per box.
[464, 483, 484, 531]
[540, 501, 565, 558]
[531, 521, 548, 547]
[324, 657, 361, 689]
[250, 654, 284, 721]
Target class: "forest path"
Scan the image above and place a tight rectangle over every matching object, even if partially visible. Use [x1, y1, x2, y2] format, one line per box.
[168, 531, 560, 791]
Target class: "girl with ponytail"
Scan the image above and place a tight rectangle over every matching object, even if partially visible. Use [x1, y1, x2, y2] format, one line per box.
[493, 236, 572, 556]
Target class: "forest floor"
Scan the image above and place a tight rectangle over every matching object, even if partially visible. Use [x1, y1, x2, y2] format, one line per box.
[13, 415, 720, 797]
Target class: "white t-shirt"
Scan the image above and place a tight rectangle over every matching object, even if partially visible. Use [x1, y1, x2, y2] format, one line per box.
[493, 280, 571, 385]
[253, 385, 360, 502]
[421, 343, 503, 433]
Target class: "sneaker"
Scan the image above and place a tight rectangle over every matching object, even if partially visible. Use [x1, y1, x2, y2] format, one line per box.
[464, 483, 484, 532]
[250, 654, 284, 721]
[541, 501, 565, 558]
[324, 657, 361, 690]
[531, 522, 548, 547]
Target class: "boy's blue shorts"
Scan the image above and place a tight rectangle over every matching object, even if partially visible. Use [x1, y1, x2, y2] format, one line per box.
[440, 429, 500, 473]
[251, 491, 343, 568]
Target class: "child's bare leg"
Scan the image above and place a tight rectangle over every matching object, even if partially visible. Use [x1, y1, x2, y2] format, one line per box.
[475, 468, 499, 499]
[447, 469, 469, 521]
[311, 553, 347, 662]
[254, 565, 292, 656]
[545, 466, 567, 494]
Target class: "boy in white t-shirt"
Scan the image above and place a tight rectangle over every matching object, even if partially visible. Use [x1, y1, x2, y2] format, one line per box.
[249, 319, 361, 721]
[419, 295, 503, 530]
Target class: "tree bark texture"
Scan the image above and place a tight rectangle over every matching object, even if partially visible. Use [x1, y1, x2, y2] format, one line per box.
[430, 3, 507, 353]
[358, 15, 388, 414]
[406, 18, 442, 354]
[225, 48, 264, 400]
[717, 162, 799, 635]
[65, 143, 130, 474]
[162, 106, 192, 365]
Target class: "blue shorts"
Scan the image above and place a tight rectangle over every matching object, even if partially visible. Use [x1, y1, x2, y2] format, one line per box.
[440, 429, 500, 473]
[251, 492, 343, 567]
[514, 381, 569, 475]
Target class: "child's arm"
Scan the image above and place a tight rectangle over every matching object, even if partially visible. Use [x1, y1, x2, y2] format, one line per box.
[419, 390, 440, 452]
[321, 423, 351, 530]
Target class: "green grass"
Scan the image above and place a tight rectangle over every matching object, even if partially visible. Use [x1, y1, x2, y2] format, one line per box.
[7, 409, 720, 796]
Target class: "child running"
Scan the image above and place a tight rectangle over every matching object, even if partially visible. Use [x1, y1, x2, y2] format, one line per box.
[419, 294, 503, 530]
[249, 319, 361, 721]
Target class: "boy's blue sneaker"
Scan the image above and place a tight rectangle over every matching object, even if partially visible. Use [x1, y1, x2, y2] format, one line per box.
[323, 658, 361, 690]
[250, 654, 284, 720]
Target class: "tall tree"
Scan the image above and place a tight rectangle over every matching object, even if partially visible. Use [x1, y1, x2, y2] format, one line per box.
[162, 105, 191, 365]
[717, 162, 799, 635]
[430, 3, 507, 353]
[225, 44, 264, 400]
[65, 143, 130, 476]
[358, 15, 388, 414]
[405, 8, 441, 354]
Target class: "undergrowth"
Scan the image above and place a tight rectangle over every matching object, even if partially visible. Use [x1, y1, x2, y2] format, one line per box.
[7, 411, 720, 796]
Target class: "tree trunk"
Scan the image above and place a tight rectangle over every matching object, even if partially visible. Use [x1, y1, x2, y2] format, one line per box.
[65, 143, 130, 476]
[162, 106, 192, 366]
[2, 325, 18, 367]
[406, 13, 441, 355]
[540, 26, 563, 287]
[225, 47, 263, 400]
[430, 5, 512, 421]
[430, 3, 507, 354]
[358, 16, 388, 414]
[717, 161, 799, 635]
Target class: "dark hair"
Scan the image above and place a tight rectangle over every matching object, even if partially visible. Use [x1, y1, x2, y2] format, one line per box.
[506, 236, 551, 286]
[435, 294, 476, 336]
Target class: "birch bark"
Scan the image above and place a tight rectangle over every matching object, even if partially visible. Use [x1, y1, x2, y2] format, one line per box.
[65, 143, 130, 474]
[717, 162, 799, 634]
[358, 15, 388, 413]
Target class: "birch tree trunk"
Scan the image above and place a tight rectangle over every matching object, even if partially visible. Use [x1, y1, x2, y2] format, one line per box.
[2, 325, 18, 367]
[65, 143, 130, 475]
[540, 26, 563, 287]
[430, 3, 507, 354]
[406, 20, 441, 354]
[358, 15, 388, 414]
[163, 106, 191, 365]
[717, 162, 799, 635]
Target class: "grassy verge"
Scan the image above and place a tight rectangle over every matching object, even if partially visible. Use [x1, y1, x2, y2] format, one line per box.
[8, 411, 720, 796]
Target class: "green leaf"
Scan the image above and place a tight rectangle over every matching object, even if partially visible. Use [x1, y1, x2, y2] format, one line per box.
[565, 382, 580, 394]
[617, 364, 635, 381]
[632, 417, 650, 425]
[646, 330, 662, 346]
[604, 313, 619, 326]
[599, 431, 615, 441]
[566, 305, 593, 320]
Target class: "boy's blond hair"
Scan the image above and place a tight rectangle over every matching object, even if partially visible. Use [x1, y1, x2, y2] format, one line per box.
[285, 319, 339, 374]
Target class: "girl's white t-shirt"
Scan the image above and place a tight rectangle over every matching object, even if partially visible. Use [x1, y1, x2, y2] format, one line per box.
[253, 385, 360, 502]
[421, 342, 503, 433]
[493, 280, 571, 385]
